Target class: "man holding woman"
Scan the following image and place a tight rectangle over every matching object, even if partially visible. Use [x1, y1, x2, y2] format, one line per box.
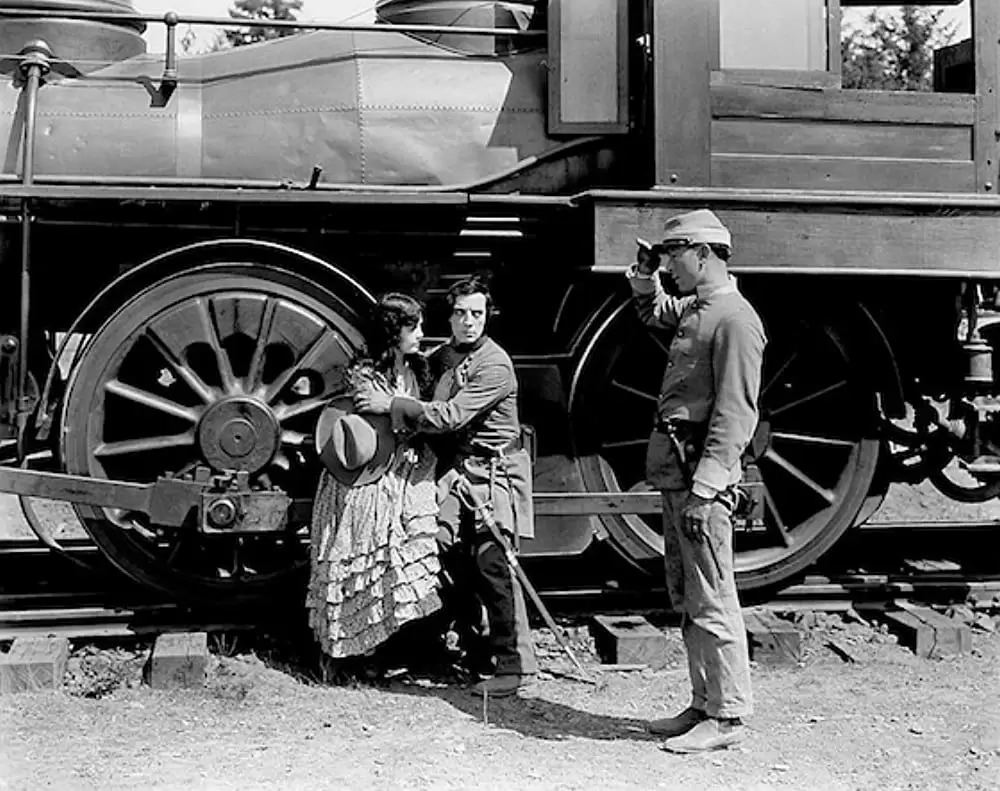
[311, 277, 537, 697]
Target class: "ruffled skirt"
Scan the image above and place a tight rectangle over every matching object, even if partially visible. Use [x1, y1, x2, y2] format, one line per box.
[307, 446, 442, 658]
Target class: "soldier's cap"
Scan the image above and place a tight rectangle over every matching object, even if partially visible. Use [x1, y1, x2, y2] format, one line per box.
[660, 209, 732, 249]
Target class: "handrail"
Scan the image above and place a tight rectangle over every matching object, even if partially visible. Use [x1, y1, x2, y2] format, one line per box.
[0, 7, 545, 38]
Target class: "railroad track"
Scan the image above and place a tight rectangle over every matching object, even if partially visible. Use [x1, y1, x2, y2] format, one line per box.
[1, 520, 998, 640]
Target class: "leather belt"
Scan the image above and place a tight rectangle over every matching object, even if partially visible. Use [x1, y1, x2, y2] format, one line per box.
[653, 418, 706, 447]
[464, 436, 522, 458]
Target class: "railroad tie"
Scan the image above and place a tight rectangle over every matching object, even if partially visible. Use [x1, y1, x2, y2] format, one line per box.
[149, 632, 209, 690]
[0, 636, 70, 694]
[590, 615, 667, 670]
[743, 610, 802, 666]
[868, 601, 972, 659]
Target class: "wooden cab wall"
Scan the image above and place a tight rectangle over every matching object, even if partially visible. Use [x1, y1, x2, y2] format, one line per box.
[654, 0, 995, 195]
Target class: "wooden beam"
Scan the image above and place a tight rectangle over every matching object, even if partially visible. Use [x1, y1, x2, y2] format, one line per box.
[712, 155, 975, 193]
[654, 0, 711, 186]
[712, 83, 976, 126]
[593, 197, 1000, 277]
[712, 119, 972, 162]
[974, 0, 1000, 192]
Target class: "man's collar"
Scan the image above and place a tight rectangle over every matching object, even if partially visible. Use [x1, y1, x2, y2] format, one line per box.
[696, 275, 738, 301]
[452, 335, 488, 354]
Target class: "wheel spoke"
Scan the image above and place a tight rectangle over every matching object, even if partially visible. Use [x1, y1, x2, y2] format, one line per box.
[611, 380, 657, 403]
[94, 432, 196, 458]
[763, 447, 836, 504]
[761, 484, 791, 548]
[281, 430, 310, 447]
[262, 328, 340, 404]
[274, 397, 328, 423]
[104, 380, 200, 423]
[146, 328, 217, 405]
[246, 297, 278, 393]
[761, 347, 800, 400]
[196, 297, 240, 395]
[767, 379, 848, 420]
[770, 430, 855, 448]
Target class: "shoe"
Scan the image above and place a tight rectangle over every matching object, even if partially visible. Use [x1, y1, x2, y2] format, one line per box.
[647, 706, 707, 737]
[660, 718, 744, 754]
[468, 674, 534, 698]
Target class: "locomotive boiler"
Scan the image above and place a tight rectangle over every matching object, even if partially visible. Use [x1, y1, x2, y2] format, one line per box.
[0, 0, 998, 605]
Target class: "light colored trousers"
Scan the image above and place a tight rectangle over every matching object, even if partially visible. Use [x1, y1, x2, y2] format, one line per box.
[661, 490, 753, 719]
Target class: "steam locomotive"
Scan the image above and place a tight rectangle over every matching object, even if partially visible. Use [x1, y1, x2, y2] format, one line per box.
[0, 0, 997, 605]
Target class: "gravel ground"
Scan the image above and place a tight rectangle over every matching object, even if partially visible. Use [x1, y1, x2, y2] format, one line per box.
[1, 613, 998, 791]
[1, 478, 999, 790]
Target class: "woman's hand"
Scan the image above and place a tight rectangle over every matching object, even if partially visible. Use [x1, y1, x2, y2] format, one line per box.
[353, 386, 393, 415]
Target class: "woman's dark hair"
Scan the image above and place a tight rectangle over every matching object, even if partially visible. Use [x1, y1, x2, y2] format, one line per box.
[369, 292, 422, 366]
[363, 292, 433, 395]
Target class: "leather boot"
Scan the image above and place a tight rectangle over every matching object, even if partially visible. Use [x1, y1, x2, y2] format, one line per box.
[660, 717, 744, 753]
[647, 706, 707, 737]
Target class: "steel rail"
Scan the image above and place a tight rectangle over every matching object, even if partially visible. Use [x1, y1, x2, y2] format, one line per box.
[2, 569, 998, 640]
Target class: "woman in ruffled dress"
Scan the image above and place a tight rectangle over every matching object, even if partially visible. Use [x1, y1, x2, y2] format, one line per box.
[307, 293, 442, 661]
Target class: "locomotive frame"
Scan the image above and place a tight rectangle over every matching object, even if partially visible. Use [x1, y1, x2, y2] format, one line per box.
[0, 0, 998, 604]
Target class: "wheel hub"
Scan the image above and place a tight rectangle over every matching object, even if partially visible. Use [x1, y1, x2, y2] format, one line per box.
[198, 396, 279, 473]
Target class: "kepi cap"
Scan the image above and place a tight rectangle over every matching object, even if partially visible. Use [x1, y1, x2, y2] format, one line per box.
[660, 209, 732, 249]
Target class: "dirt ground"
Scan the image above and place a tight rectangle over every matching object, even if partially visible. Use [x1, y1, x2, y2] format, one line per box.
[1, 609, 998, 791]
[2, 480, 1000, 790]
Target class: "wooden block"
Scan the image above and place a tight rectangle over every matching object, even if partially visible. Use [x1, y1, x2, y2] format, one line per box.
[150, 632, 208, 690]
[744, 610, 801, 666]
[0, 637, 70, 694]
[874, 603, 972, 658]
[590, 615, 667, 671]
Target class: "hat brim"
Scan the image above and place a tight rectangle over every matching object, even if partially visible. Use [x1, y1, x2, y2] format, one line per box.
[315, 394, 397, 487]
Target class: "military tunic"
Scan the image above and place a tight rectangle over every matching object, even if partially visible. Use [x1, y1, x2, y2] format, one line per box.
[628, 265, 765, 721]
[390, 335, 537, 677]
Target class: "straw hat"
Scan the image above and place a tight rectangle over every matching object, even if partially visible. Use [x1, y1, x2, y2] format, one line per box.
[314, 395, 397, 486]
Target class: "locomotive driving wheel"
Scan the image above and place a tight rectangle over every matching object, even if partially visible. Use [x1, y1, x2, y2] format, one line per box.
[59, 263, 366, 603]
[570, 301, 880, 592]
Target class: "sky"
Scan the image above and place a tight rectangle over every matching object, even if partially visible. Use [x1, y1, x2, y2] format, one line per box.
[134, 1, 974, 55]
[135, 1, 377, 52]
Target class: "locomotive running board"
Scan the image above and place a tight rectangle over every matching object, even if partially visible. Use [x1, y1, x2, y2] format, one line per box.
[0, 467, 204, 528]
[532, 492, 662, 515]
[0, 467, 666, 519]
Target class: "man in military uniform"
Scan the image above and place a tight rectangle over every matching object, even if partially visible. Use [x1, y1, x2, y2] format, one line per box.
[628, 209, 766, 753]
[354, 276, 537, 697]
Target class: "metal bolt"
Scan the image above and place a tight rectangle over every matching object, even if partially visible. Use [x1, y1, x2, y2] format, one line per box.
[207, 497, 238, 529]
[986, 182, 994, 192]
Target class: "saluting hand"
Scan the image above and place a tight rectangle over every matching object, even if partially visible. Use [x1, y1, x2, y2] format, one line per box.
[637, 244, 660, 276]
[680, 492, 714, 543]
[353, 386, 392, 415]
